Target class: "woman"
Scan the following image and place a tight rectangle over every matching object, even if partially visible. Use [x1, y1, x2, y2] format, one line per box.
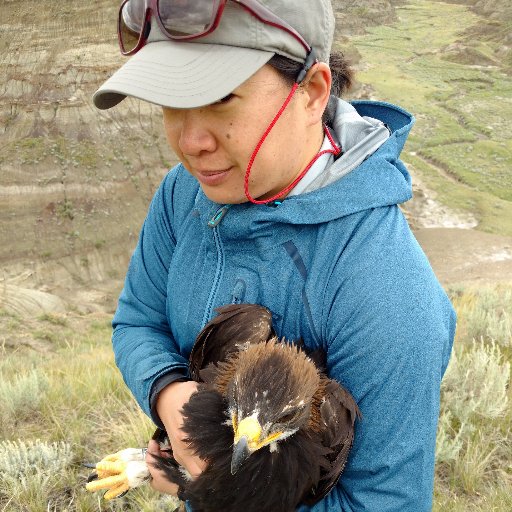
[93, 0, 456, 510]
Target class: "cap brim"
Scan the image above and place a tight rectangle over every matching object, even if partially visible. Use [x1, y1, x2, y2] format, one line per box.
[93, 41, 274, 110]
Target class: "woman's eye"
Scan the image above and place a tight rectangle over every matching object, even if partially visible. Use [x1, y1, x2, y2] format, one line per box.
[215, 93, 235, 105]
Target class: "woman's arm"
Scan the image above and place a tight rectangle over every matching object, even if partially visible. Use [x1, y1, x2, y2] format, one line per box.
[306, 207, 456, 511]
[112, 170, 190, 420]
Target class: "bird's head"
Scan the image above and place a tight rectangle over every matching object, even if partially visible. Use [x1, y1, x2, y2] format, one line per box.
[225, 339, 321, 474]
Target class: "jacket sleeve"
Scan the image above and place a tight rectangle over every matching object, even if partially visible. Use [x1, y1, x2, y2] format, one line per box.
[112, 170, 190, 419]
[304, 206, 456, 512]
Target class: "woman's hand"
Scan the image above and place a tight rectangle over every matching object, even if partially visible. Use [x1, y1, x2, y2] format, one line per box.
[146, 438, 180, 495]
[147, 380, 208, 494]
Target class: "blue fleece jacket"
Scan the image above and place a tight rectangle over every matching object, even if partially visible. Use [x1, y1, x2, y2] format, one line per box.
[112, 100, 456, 511]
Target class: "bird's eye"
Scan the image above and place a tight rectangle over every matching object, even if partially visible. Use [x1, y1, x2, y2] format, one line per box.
[278, 412, 296, 424]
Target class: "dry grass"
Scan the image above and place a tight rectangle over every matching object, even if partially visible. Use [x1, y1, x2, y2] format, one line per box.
[434, 284, 512, 509]
[1, 284, 511, 510]
[0, 313, 174, 511]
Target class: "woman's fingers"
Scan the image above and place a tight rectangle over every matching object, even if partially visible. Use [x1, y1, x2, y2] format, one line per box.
[181, 452, 207, 478]
[146, 441, 180, 495]
[166, 428, 208, 478]
[156, 381, 208, 480]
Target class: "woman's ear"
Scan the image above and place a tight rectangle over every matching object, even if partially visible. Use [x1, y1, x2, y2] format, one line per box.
[302, 62, 332, 125]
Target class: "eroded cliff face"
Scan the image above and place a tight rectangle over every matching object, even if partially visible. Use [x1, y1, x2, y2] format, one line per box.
[1, 0, 178, 311]
[333, 0, 400, 35]
[2, 1, 512, 315]
[434, 0, 512, 71]
[0, 0, 402, 313]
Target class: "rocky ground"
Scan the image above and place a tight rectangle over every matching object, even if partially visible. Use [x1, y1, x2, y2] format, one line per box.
[401, 168, 512, 287]
[1, 0, 511, 317]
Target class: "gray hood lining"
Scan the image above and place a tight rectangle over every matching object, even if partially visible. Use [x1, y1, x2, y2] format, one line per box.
[300, 98, 391, 194]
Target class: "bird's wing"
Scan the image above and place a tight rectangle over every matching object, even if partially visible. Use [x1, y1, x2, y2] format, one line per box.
[189, 304, 275, 381]
[304, 379, 361, 505]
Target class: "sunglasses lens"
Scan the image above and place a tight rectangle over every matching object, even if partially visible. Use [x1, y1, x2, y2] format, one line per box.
[120, 0, 145, 53]
[158, 0, 221, 37]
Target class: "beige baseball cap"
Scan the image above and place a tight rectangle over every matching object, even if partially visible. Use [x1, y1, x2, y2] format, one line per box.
[93, 0, 335, 110]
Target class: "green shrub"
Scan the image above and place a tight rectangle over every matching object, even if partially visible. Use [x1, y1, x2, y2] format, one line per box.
[436, 338, 510, 493]
[442, 340, 509, 422]
[0, 439, 72, 508]
[0, 369, 48, 423]
[449, 286, 512, 347]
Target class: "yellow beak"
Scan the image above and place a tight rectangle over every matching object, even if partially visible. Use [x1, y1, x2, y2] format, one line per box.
[231, 415, 284, 474]
[231, 415, 261, 474]
[234, 416, 262, 448]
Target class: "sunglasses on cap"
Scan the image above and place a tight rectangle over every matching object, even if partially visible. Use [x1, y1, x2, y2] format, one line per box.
[118, 0, 312, 60]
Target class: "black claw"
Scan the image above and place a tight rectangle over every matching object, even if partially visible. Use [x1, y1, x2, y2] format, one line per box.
[104, 489, 129, 499]
[86, 472, 99, 483]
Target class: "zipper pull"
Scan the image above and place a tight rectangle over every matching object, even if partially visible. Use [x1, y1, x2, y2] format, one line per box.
[208, 205, 231, 228]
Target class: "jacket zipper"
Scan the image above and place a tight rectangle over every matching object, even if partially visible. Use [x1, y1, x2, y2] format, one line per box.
[202, 211, 226, 327]
[207, 205, 231, 228]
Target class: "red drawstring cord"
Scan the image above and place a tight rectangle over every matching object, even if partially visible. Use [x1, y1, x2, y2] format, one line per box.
[244, 83, 342, 205]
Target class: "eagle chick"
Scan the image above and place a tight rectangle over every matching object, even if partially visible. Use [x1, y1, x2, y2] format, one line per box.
[152, 304, 360, 512]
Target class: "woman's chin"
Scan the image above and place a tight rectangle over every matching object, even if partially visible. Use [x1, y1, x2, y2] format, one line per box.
[200, 185, 247, 205]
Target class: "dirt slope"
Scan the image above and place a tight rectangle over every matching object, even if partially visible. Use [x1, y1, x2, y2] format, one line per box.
[0, 0, 510, 316]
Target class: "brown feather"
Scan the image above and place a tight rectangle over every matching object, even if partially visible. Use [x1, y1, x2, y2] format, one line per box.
[302, 378, 362, 504]
[189, 304, 275, 381]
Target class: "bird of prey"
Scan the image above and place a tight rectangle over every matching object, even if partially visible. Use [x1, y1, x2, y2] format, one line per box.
[149, 303, 361, 512]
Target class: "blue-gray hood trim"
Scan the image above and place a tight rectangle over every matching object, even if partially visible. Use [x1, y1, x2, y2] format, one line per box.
[300, 98, 392, 194]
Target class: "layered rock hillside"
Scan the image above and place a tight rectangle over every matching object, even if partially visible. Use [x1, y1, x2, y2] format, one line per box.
[1, 0, 178, 311]
[0, 0, 402, 312]
[1, 0, 511, 314]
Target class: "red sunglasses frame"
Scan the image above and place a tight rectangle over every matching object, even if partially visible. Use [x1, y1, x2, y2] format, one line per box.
[118, 0, 311, 56]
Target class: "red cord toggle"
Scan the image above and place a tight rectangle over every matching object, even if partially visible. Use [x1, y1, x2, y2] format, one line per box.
[244, 84, 341, 205]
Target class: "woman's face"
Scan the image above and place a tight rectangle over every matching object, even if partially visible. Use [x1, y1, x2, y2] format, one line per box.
[162, 64, 324, 204]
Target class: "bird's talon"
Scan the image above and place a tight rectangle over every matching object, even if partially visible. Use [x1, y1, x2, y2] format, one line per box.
[103, 489, 129, 500]
[86, 472, 99, 483]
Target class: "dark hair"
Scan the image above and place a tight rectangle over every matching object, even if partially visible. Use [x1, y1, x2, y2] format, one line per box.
[267, 51, 354, 125]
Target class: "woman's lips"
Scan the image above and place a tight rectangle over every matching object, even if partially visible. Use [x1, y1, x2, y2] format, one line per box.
[195, 167, 233, 186]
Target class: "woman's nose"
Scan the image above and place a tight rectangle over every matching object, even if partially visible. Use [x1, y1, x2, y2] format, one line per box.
[178, 109, 217, 157]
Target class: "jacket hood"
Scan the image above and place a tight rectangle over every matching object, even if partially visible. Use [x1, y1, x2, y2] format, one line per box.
[193, 100, 415, 230]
